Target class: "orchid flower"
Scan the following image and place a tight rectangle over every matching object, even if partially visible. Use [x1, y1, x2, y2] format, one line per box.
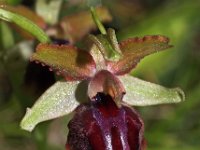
[19, 27, 184, 149]
[0, 4, 185, 150]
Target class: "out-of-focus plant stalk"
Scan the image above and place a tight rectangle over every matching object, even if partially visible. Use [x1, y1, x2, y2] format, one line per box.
[90, 6, 107, 35]
[0, 7, 50, 43]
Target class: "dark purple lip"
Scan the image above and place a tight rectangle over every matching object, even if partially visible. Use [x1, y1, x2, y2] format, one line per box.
[66, 93, 145, 150]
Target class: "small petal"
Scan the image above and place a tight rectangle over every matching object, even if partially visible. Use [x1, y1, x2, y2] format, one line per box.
[84, 35, 107, 71]
[88, 31, 122, 62]
[20, 81, 85, 132]
[108, 35, 172, 75]
[107, 28, 122, 54]
[119, 75, 185, 106]
[84, 28, 122, 68]
[88, 70, 125, 107]
[31, 43, 96, 81]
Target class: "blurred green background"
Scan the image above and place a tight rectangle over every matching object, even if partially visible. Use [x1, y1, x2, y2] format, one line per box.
[0, 0, 200, 149]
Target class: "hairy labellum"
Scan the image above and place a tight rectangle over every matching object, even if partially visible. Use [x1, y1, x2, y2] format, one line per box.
[66, 93, 145, 150]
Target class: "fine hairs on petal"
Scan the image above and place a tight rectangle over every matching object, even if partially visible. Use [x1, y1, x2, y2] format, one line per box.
[31, 43, 96, 80]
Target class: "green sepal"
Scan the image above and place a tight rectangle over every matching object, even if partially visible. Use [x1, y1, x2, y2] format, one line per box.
[20, 81, 84, 132]
[120, 75, 185, 106]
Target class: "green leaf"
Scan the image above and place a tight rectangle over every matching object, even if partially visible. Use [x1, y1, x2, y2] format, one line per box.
[2, 0, 22, 5]
[32, 43, 96, 81]
[20, 81, 81, 132]
[119, 75, 185, 106]
[0, 21, 14, 50]
[2, 5, 47, 40]
[0, 7, 50, 43]
[108, 35, 172, 75]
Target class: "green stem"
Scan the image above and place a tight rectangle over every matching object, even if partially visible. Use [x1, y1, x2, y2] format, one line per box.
[0, 8, 50, 43]
[90, 6, 107, 35]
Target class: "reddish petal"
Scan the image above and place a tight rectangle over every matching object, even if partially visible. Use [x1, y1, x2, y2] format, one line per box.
[108, 35, 172, 75]
[88, 70, 125, 107]
[31, 44, 96, 81]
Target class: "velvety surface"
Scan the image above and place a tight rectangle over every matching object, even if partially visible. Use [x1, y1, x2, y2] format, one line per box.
[66, 93, 144, 150]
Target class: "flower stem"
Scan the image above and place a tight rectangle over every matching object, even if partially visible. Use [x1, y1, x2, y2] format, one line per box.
[0, 7, 50, 43]
[90, 6, 107, 35]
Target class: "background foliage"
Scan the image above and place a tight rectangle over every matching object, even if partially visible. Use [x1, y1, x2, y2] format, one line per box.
[0, 0, 200, 149]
